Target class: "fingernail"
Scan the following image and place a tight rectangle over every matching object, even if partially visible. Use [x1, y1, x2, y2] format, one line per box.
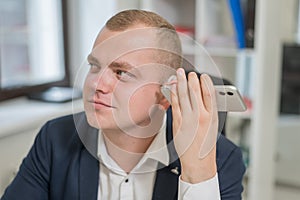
[177, 68, 185, 77]
[201, 73, 208, 79]
[202, 74, 211, 86]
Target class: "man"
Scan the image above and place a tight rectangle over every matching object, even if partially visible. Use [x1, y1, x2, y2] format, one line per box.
[1, 9, 245, 200]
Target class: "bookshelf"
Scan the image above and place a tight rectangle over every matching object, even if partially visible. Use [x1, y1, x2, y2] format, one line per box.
[140, 0, 242, 89]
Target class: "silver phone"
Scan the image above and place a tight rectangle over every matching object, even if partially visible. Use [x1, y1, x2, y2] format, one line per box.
[161, 84, 247, 112]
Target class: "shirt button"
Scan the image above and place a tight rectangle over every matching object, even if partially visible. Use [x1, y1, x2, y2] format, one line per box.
[125, 178, 129, 183]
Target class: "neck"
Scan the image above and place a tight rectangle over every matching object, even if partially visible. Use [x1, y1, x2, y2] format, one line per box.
[102, 111, 166, 173]
[102, 128, 157, 173]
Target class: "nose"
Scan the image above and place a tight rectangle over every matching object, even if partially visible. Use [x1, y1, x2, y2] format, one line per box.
[94, 68, 116, 94]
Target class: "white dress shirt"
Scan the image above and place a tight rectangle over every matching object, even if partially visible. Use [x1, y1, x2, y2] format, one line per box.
[97, 115, 221, 200]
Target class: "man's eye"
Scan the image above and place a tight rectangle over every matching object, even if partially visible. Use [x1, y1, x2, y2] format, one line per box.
[89, 64, 100, 73]
[115, 70, 136, 81]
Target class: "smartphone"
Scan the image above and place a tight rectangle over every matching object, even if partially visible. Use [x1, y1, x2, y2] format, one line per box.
[161, 84, 247, 112]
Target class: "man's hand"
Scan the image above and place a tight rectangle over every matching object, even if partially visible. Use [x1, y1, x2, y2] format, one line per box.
[171, 68, 218, 184]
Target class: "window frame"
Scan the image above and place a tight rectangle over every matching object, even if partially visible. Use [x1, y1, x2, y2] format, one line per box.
[0, 0, 70, 101]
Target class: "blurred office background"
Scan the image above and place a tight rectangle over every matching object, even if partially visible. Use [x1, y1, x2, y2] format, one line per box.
[1, 0, 300, 199]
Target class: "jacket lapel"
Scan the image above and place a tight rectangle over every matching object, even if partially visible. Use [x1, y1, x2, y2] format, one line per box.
[79, 148, 99, 200]
[152, 162, 181, 200]
[152, 108, 181, 200]
[75, 112, 100, 200]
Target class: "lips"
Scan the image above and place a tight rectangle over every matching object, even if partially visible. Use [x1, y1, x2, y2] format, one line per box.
[89, 99, 116, 110]
[95, 100, 111, 106]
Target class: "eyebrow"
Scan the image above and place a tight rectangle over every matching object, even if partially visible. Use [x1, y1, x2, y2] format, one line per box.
[110, 61, 141, 77]
[87, 54, 141, 76]
[87, 54, 101, 65]
[109, 61, 134, 70]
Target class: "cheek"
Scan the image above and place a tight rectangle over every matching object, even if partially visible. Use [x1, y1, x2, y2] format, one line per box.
[83, 79, 89, 99]
[83, 74, 98, 98]
[128, 86, 159, 117]
[83, 75, 93, 92]
[83, 75, 97, 123]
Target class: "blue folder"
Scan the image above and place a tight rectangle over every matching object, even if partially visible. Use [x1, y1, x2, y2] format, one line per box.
[227, 0, 246, 48]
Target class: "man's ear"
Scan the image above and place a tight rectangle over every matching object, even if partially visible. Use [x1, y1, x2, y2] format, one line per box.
[156, 91, 171, 111]
[160, 97, 171, 110]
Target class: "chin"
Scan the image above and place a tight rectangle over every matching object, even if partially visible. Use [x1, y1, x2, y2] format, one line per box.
[86, 113, 114, 130]
[86, 115, 100, 129]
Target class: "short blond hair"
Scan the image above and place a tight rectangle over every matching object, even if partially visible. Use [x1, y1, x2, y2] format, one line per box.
[105, 9, 182, 70]
[106, 9, 175, 31]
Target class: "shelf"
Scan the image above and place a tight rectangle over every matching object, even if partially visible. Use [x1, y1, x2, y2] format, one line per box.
[278, 115, 300, 127]
[182, 42, 238, 57]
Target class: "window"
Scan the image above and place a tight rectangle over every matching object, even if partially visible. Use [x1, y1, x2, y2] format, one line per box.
[0, 0, 69, 101]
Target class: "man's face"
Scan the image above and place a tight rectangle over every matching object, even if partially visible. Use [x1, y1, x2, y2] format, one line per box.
[83, 26, 172, 137]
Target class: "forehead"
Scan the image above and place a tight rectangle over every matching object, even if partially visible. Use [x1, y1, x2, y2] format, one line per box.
[91, 27, 160, 67]
[94, 26, 158, 51]
[95, 24, 153, 44]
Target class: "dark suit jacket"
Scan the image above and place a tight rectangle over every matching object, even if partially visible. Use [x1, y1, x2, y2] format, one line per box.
[1, 110, 245, 200]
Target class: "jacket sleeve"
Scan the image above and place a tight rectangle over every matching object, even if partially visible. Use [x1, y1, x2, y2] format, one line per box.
[218, 145, 246, 200]
[1, 122, 52, 200]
